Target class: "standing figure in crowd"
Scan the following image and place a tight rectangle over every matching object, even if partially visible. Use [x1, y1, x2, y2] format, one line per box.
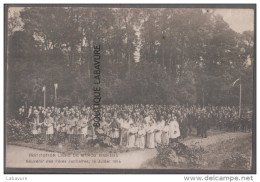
[74, 113, 81, 141]
[154, 120, 162, 147]
[197, 112, 208, 138]
[169, 116, 180, 143]
[44, 113, 55, 143]
[146, 121, 156, 149]
[161, 121, 169, 145]
[110, 118, 121, 145]
[196, 113, 202, 137]
[179, 114, 188, 139]
[120, 116, 130, 146]
[127, 123, 138, 148]
[67, 113, 76, 142]
[186, 112, 193, 135]
[17, 108, 24, 123]
[30, 110, 41, 142]
[240, 115, 248, 132]
[77, 115, 88, 141]
[136, 124, 146, 149]
[28, 106, 33, 119]
[87, 119, 96, 140]
[56, 112, 68, 144]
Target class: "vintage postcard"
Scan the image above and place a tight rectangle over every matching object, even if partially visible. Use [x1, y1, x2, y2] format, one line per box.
[4, 4, 256, 173]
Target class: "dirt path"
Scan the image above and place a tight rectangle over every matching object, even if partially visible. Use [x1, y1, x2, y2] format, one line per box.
[6, 132, 251, 169]
[182, 132, 251, 147]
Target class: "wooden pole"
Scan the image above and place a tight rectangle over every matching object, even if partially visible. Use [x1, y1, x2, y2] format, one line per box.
[55, 88, 57, 102]
[54, 83, 58, 105]
[239, 77, 242, 118]
[202, 88, 205, 108]
[44, 89, 46, 109]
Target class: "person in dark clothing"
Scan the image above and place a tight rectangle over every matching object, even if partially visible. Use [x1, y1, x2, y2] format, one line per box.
[240, 116, 248, 132]
[109, 118, 121, 145]
[197, 112, 208, 138]
[200, 114, 208, 138]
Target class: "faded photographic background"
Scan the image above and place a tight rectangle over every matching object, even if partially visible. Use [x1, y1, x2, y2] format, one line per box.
[5, 7, 254, 171]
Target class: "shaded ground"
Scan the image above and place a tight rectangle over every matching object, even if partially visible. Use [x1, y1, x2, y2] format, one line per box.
[141, 132, 252, 170]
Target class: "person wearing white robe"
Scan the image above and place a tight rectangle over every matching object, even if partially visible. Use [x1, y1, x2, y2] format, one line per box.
[159, 116, 166, 129]
[67, 115, 76, 142]
[110, 118, 120, 139]
[146, 122, 156, 149]
[154, 120, 162, 147]
[117, 116, 124, 126]
[144, 115, 151, 125]
[56, 113, 68, 144]
[31, 110, 41, 139]
[87, 119, 96, 140]
[128, 116, 134, 126]
[100, 118, 110, 136]
[74, 113, 81, 134]
[127, 124, 138, 148]
[161, 123, 169, 145]
[121, 119, 130, 146]
[28, 106, 33, 118]
[168, 116, 181, 143]
[76, 115, 88, 141]
[136, 124, 146, 149]
[80, 116, 88, 138]
[44, 113, 55, 142]
[117, 115, 125, 145]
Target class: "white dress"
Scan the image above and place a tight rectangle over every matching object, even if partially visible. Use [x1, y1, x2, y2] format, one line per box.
[120, 121, 129, 146]
[127, 127, 137, 148]
[80, 119, 88, 136]
[67, 119, 76, 135]
[146, 124, 155, 149]
[154, 123, 162, 146]
[32, 116, 41, 135]
[44, 117, 54, 135]
[136, 128, 146, 149]
[169, 120, 180, 139]
[161, 125, 169, 145]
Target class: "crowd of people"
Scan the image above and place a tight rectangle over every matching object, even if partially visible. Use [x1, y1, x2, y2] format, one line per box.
[16, 104, 252, 148]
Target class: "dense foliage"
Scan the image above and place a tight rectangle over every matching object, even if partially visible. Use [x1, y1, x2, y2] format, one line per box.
[7, 119, 33, 142]
[221, 153, 250, 170]
[6, 8, 254, 115]
[156, 142, 204, 168]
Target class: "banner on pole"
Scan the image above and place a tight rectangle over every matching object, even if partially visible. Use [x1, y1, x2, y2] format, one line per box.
[231, 78, 240, 87]
[54, 83, 58, 89]
[42, 86, 46, 92]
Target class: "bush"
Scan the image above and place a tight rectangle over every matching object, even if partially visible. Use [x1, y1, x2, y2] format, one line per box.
[7, 119, 33, 142]
[221, 153, 249, 170]
[70, 135, 81, 149]
[156, 142, 204, 168]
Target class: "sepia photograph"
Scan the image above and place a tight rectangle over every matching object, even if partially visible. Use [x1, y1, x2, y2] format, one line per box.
[4, 4, 256, 174]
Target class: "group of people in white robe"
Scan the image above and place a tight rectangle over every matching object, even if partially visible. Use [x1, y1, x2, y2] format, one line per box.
[110, 114, 181, 148]
[16, 104, 251, 148]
